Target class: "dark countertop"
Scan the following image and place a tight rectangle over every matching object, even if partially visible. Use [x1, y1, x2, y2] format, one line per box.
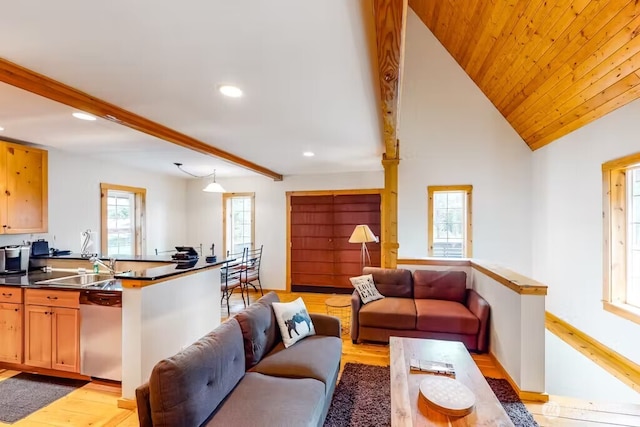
[31, 253, 176, 263]
[0, 257, 232, 290]
[0, 270, 113, 290]
[115, 257, 232, 281]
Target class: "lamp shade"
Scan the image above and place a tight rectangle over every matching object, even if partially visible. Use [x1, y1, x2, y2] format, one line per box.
[348, 224, 377, 243]
[202, 181, 225, 192]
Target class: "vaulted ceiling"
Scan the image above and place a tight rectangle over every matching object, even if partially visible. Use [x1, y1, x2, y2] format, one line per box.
[409, 0, 640, 150]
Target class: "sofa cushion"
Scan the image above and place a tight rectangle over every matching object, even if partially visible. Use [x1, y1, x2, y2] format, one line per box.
[363, 267, 413, 298]
[413, 270, 467, 302]
[359, 297, 416, 330]
[272, 297, 316, 348]
[149, 318, 246, 427]
[251, 335, 342, 391]
[414, 299, 479, 335]
[206, 372, 325, 427]
[234, 291, 281, 369]
[350, 273, 385, 304]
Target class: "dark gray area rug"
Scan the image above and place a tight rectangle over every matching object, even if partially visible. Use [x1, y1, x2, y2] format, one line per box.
[324, 363, 538, 427]
[0, 372, 88, 423]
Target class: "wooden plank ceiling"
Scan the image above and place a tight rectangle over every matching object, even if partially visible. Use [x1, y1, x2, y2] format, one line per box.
[409, 0, 640, 150]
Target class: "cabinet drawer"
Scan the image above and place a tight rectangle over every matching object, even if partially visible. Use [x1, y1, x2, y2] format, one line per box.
[25, 289, 79, 309]
[0, 286, 22, 303]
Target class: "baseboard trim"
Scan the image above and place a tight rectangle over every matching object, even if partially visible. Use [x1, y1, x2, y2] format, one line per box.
[291, 285, 352, 294]
[488, 352, 549, 402]
[546, 311, 640, 394]
[117, 398, 137, 409]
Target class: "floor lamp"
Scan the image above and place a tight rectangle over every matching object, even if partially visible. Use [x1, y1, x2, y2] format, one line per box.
[349, 224, 377, 272]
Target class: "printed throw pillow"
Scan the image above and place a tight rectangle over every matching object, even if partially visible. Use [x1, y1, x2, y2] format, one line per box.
[272, 297, 316, 348]
[350, 274, 385, 304]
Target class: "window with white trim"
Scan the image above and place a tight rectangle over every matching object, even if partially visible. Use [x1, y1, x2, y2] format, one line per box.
[428, 185, 472, 258]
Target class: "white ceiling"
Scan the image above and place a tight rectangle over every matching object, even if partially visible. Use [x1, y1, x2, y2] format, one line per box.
[0, 0, 383, 179]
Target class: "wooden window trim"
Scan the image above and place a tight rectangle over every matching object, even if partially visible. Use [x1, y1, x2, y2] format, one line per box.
[222, 192, 255, 256]
[100, 183, 146, 256]
[603, 152, 640, 324]
[427, 185, 473, 258]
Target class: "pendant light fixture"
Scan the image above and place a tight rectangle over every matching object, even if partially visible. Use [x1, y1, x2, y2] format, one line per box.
[174, 163, 226, 193]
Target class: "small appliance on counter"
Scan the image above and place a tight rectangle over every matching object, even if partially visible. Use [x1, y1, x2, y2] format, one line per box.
[171, 246, 200, 262]
[30, 239, 72, 257]
[0, 245, 30, 274]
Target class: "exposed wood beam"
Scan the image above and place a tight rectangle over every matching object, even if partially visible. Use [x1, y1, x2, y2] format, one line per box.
[374, 0, 407, 160]
[0, 58, 283, 181]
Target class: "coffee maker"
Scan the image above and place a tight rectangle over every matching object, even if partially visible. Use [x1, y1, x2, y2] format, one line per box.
[0, 245, 30, 274]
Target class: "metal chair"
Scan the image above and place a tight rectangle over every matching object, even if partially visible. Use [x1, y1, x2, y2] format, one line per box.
[220, 248, 247, 316]
[241, 245, 263, 297]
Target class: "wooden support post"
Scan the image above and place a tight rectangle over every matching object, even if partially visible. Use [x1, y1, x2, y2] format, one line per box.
[381, 153, 399, 268]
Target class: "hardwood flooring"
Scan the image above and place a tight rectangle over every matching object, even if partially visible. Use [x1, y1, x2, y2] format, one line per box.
[1, 289, 638, 426]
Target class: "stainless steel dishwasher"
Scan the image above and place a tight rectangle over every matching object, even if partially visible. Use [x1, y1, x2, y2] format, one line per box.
[80, 290, 122, 381]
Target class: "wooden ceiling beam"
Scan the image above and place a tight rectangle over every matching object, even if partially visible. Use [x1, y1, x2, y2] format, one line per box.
[0, 58, 284, 181]
[374, 0, 408, 160]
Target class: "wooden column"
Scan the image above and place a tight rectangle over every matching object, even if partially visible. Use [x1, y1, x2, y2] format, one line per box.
[381, 154, 399, 268]
[374, 0, 406, 268]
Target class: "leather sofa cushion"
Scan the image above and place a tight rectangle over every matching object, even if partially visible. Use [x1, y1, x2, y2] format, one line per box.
[206, 372, 325, 427]
[413, 270, 467, 302]
[234, 291, 281, 369]
[415, 299, 479, 335]
[149, 318, 246, 427]
[359, 297, 416, 330]
[251, 335, 342, 392]
[363, 267, 413, 298]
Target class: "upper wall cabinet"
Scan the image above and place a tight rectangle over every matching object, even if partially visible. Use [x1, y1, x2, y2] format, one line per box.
[0, 141, 48, 234]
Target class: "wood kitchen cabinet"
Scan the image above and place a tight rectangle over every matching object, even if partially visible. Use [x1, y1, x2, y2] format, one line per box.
[0, 286, 23, 364]
[24, 289, 79, 373]
[0, 140, 48, 234]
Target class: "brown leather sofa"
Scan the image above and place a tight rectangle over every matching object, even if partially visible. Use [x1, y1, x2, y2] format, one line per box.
[351, 267, 490, 352]
[136, 292, 342, 427]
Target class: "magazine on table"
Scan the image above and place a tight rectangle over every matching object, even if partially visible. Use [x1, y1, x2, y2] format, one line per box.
[409, 358, 455, 376]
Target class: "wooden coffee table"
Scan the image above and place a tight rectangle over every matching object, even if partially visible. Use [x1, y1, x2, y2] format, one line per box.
[390, 337, 514, 426]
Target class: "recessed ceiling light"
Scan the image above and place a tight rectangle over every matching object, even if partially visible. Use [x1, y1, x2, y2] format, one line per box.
[218, 85, 243, 98]
[72, 112, 97, 121]
[303, 151, 315, 157]
[0, 126, 4, 131]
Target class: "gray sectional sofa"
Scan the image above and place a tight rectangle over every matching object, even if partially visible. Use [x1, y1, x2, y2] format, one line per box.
[136, 292, 342, 427]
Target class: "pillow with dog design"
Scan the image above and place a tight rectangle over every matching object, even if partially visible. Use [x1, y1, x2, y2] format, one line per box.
[272, 297, 316, 348]
[350, 273, 385, 304]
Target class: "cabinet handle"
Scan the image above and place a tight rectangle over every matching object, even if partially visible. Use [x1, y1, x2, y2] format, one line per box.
[14, 308, 19, 312]
[2, 293, 12, 297]
[47, 296, 58, 300]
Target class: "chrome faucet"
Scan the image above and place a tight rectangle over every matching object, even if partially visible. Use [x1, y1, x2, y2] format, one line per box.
[89, 256, 117, 274]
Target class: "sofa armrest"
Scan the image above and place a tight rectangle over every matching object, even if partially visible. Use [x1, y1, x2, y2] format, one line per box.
[466, 289, 490, 353]
[350, 290, 362, 343]
[135, 382, 153, 427]
[310, 313, 341, 338]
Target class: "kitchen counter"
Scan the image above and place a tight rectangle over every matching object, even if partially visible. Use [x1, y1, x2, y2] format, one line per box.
[31, 253, 176, 263]
[1, 256, 232, 291]
[115, 257, 232, 282]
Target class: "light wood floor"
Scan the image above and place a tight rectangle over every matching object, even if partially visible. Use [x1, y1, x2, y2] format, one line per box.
[1, 290, 639, 427]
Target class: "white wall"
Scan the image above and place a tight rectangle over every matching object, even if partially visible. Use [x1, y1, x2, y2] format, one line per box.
[0, 148, 188, 254]
[532, 98, 640, 401]
[397, 10, 533, 274]
[186, 171, 383, 290]
[122, 267, 221, 399]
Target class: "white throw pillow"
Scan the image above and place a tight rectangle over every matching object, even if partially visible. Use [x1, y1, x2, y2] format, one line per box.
[272, 297, 316, 348]
[350, 274, 385, 304]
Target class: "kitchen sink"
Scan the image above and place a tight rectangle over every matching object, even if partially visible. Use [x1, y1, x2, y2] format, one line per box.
[36, 273, 119, 289]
